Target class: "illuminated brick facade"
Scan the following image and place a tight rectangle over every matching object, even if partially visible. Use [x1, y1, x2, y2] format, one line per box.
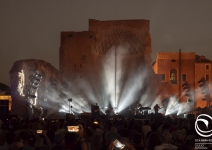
[59, 19, 152, 82]
[152, 51, 212, 108]
[59, 19, 212, 109]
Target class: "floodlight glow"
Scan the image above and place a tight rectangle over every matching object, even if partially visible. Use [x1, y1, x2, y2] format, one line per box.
[44, 45, 159, 116]
[17, 70, 25, 96]
[165, 96, 180, 116]
[35, 71, 42, 78]
[177, 102, 193, 115]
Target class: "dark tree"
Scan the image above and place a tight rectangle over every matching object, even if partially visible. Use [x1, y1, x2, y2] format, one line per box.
[0, 83, 11, 95]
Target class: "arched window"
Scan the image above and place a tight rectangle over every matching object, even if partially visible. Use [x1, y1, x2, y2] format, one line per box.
[170, 69, 177, 84]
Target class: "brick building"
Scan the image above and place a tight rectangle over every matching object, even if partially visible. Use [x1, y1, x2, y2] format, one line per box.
[9, 19, 212, 117]
[59, 19, 211, 112]
[59, 19, 152, 80]
[152, 51, 212, 108]
[59, 19, 158, 111]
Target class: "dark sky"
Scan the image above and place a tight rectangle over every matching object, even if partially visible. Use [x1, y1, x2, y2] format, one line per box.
[1, 0, 212, 85]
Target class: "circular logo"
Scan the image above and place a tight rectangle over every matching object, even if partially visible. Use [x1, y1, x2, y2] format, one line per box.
[195, 114, 212, 137]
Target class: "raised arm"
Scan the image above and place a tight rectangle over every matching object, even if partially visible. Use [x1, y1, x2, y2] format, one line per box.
[78, 124, 88, 150]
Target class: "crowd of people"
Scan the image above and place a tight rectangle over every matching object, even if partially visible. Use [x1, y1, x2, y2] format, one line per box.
[0, 113, 208, 150]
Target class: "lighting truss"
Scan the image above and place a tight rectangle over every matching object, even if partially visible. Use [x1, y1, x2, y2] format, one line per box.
[26, 71, 42, 119]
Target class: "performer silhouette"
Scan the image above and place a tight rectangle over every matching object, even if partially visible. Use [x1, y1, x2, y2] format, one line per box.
[154, 104, 161, 114]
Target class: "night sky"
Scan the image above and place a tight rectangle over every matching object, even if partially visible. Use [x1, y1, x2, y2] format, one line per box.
[1, 1, 212, 85]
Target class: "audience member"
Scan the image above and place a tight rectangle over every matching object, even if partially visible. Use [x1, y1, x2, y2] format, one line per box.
[146, 132, 162, 150]
[154, 132, 177, 150]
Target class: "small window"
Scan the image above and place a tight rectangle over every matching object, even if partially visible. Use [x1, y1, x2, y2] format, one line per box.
[170, 69, 177, 84]
[206, 74, 209, 81]
[182, 74, 186, 81]
[206, 64, 210, 70]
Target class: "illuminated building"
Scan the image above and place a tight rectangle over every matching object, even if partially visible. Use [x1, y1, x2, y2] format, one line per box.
[152, 51, 212, 108]
[10, 19, 157, 118]
[59, 19, 158, 114]
[9, 19, 211, 118]
[60, 19, 152, 80]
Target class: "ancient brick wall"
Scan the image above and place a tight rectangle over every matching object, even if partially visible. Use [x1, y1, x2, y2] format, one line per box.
[152, 52, 212, 108]
[59, 19, 152, 92]
[89, 19, 152, 64]
[59, 31, 95, 81]
[10, 59, 61, 117]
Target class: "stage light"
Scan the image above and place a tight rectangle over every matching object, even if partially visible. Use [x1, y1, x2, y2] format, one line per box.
[34, 71, 42, 78]
[68, 98, 73, 114]
[165, 96, 180, 116]
[26, 71, 42, 119]
[32, 82, 39, 86]
[29, 75, 41, 82]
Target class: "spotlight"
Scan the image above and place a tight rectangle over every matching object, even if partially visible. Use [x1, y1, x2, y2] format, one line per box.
[29, 75, 41, 82]
[32, 82, 39, 86]
[26, 71, 42, 120]
[34, 71, 42, 78]
[68, 98, 73, 114]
